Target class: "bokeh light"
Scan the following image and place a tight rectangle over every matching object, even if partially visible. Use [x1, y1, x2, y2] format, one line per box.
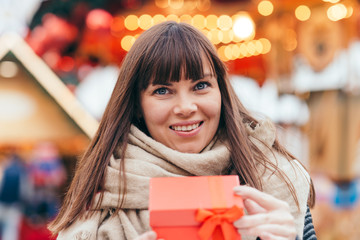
[327, 3, 347, 21]
[346, 6, 353, 18]
[217, 15, 232, 31]
[258, 1, 274, 16]
[217, 45, 227, 61]
[197, 0, 211, 11]
[180, 14, 192, 24]
[295, 5, 311, 21]
[138, 14, 153, 30]
[86, 9, 113, 30]
[233, 13, 255, 41]
[192, 15, 206, 29]
[169, 0, 184, 9]
[153, 14, 166, 24]
[254, 40, 263, 53]
[121, 35, 136, 51]
[166, 14, 179, 22]
[125, 15, 139, 31]
[224, 46, 233, 60]
[222, 30, 233, 44]
[206, 15, 218, 30]
[259, 38, 271, 54]
[323, 0, 340, 3]
[155, 0, 168, 8]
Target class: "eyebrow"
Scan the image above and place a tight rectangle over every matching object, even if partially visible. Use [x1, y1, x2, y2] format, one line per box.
[150, 73, 215, 86]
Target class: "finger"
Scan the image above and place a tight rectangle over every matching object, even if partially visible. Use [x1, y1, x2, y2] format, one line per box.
[248, 224, 296, 238]
[243, 198, 266, 215]
[257, 232, 293, 240]
[233, 186, 289, 211]
[234, 211, 292, 229]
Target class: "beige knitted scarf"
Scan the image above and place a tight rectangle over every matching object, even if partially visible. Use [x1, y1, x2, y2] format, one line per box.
[57, 120, 310, 240]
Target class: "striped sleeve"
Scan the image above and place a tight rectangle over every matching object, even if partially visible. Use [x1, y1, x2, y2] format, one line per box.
[303, 206, 317, 240]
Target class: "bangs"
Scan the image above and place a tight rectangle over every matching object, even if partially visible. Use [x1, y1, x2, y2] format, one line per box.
[137, 23, 216, 90]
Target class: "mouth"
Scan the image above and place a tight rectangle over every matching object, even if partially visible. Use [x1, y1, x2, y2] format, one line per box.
[170, 121, 203, 132]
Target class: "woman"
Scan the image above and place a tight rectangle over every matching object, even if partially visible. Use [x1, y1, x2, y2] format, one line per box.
[48, 21, 315, 240]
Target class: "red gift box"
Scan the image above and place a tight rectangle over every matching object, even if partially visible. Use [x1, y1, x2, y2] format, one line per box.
[149, 175, 244, 240]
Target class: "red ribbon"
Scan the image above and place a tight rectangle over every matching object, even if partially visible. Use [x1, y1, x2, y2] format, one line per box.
[196, 205, 243, 240]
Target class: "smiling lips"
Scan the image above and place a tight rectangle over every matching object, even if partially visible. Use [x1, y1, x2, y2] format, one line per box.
[170, 121, 203, 132]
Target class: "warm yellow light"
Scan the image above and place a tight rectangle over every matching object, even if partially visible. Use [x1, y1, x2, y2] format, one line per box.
[210, 29, 223, 44]
[295, 5, 311, 21]
[192, 15, 206, 29]
[218, 15, 232, 31]
[217, 46, 228, 62]
[121, 35, 136, 51]
[239, 43, 248, 57]
[247, 42, 256, 55]
[139, 14, 153, 30]
[155, 0, 168, 8]
[232, 12, 255, 41]
[205, 30, 212, 42]
[197, 0, 211, 12]
[166, 14, 179, 22]
[222, 30, 234, 44]
[201, 29, 209, 37]
[169, 0, 184, 9]
[232, 29, 241, 42]
[323, 0, 340, 3]
[259, 38, 271, 54]
[206, 15, 218, 30]
[346, 6, 353, 18]
[180, 14, 192, 23]
[327, 4, 347, 21]
[254, 40, 263, 53]
[124, 15, 139, 31]
[153, 14, 166, 24]
[224, 46, 233, 60]
[232, 44, 240, 59]
[183, 0, 197, 11]
[258, 1, 274, 16]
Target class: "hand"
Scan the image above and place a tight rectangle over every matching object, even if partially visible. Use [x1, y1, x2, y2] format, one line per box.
[233, 185, 297, 240]
[134, 231, 157, 240]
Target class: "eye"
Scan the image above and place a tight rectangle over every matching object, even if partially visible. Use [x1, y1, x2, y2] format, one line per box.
[154, 87, 169, 95]
[194, 82, 209, 90]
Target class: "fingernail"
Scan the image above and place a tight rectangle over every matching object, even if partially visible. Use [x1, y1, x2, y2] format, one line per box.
[233, 186, 242, 191]
[233, 186, 243, 194]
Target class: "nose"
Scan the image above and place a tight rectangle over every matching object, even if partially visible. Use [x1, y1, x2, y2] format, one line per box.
[173, 95, 197, 117]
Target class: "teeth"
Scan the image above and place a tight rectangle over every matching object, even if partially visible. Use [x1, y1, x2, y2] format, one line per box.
[172, 123, 200, 132]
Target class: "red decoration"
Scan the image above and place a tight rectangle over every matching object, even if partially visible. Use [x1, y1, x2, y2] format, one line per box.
[196, 206, 244, 240]
[228, 55, 267, 86]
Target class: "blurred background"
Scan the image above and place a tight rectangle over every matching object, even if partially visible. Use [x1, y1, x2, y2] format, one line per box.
[0, 0, 360, 239]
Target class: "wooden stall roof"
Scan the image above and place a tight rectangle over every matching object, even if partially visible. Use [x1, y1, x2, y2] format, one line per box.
[0, 32, 99, 139]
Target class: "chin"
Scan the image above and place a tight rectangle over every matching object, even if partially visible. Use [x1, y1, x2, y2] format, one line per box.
[176, 145, 202, 154]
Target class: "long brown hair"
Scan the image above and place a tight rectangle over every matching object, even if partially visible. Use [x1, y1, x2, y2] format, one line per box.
[49, 21, 314, 234]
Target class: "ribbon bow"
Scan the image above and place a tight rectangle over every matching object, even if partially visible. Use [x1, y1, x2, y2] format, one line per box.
[195, 205, 243, 240]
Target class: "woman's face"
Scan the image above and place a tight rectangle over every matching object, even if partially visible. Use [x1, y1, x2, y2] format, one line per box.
[140, 61, 222, 153]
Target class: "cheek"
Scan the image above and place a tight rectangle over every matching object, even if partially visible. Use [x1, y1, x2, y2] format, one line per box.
[204, 94, 222, 120]
[141, 100, 169, 127]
